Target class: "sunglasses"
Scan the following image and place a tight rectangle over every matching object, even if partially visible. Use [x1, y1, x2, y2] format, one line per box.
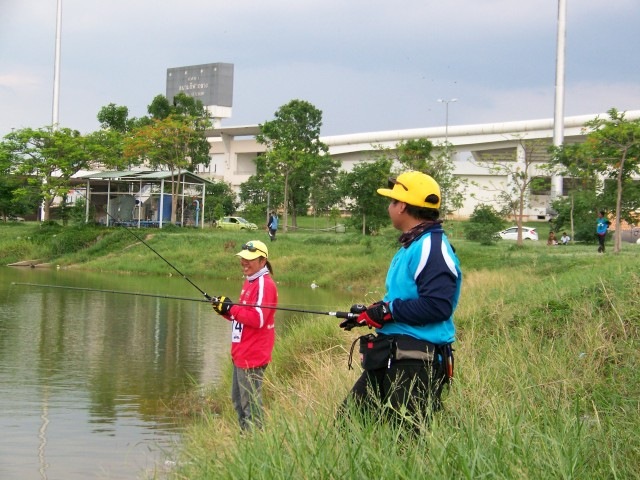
[242, 242, 267, 257]
[388, 177, 409, 191]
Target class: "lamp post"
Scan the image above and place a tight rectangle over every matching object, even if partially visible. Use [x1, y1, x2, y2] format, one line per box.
[437, 98, 457, 143]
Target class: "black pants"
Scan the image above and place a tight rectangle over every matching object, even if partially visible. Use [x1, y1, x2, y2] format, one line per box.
[597, 234, 606, 253]
[344, 358, 447, 424]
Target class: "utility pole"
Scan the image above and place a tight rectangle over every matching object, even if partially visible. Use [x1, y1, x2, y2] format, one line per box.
[551, 0, 567, 200]
[437, 98, 457, 143]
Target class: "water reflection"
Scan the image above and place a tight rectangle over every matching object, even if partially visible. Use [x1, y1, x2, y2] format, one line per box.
[0, 266, 357, 479]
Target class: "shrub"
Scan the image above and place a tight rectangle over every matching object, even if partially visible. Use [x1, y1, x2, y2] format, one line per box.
[464, 204, 506, 245]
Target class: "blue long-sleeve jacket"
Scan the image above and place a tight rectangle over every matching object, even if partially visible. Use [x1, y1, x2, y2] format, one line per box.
[378, 225, 461, 345]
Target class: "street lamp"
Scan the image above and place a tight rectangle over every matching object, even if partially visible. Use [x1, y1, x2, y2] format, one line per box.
[437, 98, 457, 143]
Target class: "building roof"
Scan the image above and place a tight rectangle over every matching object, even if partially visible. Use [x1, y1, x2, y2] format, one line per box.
[72, 170, 215, 185]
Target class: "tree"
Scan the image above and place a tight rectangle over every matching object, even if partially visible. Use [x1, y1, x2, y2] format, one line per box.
[256, 99, 332, 232]
[473, 138, 546, 246]
[123, 94, 212, 224]
[3, 126, 98, 220]
[0, 145, 40, 220]
[204, 180, 238, 225]
[549, 109, 640, 253]
[97, 103, 132, 133]
[95, 103, 139, 170]
[375, 138, 466, 216]
[123, 115, 209, 223]
[464, 204, 506, 245]
[239, 155, 283, 218]
[339, 158, 393, 235]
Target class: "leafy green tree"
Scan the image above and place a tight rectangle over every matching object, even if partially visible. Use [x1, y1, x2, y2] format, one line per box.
[309, 153, 342, 216]
[95, 103, 139, 170]
[375, 138, 466, 216]
[124, 115, 206, 223]
[549, 189, 600, 243]
[339, 158, 393, 235]
[0, 169, 41, 221]
[204, 180, 237, 225]
[256, 99, 333, 231]
[3, 126, 97, 220]
[97, 103, 132, 133]
[464, 204, 506, 245]
[549, 109, 640, 253]
[123, 94, 211, 224]
[239, 155, 283, 216]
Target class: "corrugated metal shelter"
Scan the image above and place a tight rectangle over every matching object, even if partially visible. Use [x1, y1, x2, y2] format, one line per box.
[71, 170, 215, 228]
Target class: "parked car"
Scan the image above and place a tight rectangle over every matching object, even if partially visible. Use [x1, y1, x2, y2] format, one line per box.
[216, 216, 258, 231]
[496, 226, 539, 241]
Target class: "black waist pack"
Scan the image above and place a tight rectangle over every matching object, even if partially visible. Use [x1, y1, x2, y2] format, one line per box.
[359, 334, 394, 370]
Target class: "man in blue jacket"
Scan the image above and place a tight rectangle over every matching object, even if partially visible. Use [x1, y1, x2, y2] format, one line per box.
[340, 171, 462, 425]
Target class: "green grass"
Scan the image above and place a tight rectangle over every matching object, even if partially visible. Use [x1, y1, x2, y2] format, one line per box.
[2, 219, 639, 479]
[162, 235, 640, 480]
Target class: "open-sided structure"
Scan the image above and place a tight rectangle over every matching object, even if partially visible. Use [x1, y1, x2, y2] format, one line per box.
[71, 170, 214, 228]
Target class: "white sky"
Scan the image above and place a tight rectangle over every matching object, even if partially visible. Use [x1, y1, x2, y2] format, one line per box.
[1, 0, 639, 137]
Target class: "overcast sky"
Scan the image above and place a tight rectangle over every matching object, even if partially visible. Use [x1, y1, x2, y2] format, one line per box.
[1, 0, 639, 138]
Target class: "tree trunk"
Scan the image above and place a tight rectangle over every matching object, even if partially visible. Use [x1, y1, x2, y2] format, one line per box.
[614, 151, 627, 254]
[283, 173, 289, 233]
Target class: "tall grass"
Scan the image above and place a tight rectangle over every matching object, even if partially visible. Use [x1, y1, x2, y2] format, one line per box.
[166, 245, 640, 480]
[2, 220, 639, 477]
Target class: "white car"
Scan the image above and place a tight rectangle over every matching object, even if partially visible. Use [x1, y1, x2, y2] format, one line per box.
[497, 226, 539, 241]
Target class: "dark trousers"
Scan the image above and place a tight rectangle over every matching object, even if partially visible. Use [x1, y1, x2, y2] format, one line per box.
[343, 358, 447, 424]
[597, 234, 606, 253]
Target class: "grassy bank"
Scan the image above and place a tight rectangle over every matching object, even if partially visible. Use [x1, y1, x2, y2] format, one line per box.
[166, 244, 639, 479]
[2, 221, 639, 478]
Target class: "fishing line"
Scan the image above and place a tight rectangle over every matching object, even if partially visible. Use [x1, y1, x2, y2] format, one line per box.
[76, 188, 212, 301]
[11, 282, 360, 320]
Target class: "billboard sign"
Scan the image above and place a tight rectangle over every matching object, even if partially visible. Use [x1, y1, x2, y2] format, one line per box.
[166, 63, 233, 108]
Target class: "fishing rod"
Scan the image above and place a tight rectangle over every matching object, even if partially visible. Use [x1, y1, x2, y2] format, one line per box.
[11, 282, 363, 320]
[78, 188, 213, 301]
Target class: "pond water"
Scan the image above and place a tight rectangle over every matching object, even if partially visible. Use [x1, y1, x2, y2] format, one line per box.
[0, 266, 355, 479]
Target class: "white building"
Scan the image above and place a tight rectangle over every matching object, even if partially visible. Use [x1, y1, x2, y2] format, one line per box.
[197, 110, 640, 220]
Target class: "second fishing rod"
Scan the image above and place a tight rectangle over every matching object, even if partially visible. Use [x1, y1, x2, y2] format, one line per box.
[11, 282, 364, 320]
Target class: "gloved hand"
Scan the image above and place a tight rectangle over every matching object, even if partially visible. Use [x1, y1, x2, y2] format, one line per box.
[338, 304, 367, 331]
[356, 301, 393, 329]
[212, 296, 233, 315]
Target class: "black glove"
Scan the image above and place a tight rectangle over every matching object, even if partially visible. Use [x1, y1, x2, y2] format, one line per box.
[338, 304, 368, 331]
[212, 296, 233, 315]
[357, 301, 393, 329]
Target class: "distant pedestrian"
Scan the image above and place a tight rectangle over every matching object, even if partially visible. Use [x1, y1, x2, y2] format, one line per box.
[560, 232, 570, 245]
[267, 211, 278, 242]
[547, 231, 558, 246]
[596, 211, 610, 253]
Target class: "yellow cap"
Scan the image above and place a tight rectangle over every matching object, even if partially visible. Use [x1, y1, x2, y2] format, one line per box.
[236, 240, 269, 260]
[376, 171, 441, 209]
